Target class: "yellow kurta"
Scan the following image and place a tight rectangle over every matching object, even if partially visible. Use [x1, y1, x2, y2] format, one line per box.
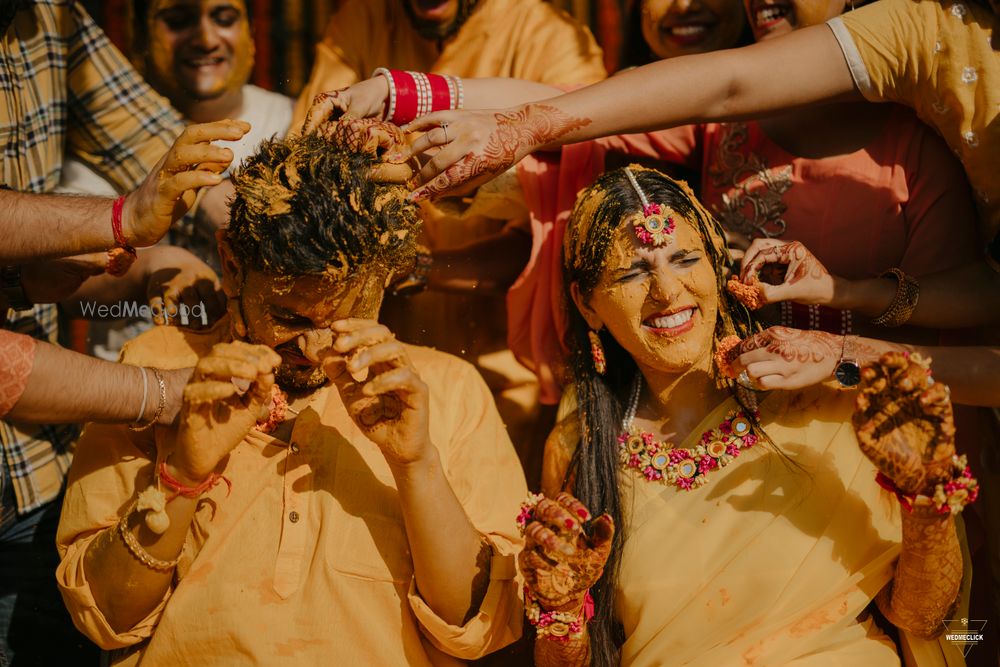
[291, 0, 606, 486]
[292, 0, 606, 126]
[55, 321, 528, 665]
[547, 385, 966, 666]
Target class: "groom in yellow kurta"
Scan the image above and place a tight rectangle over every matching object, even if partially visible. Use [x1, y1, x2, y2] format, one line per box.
[291, 0, 607, 487]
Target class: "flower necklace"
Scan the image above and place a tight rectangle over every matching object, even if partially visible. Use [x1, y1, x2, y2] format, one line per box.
[618, 376, 758, 490]
[254, 385, 302, 434]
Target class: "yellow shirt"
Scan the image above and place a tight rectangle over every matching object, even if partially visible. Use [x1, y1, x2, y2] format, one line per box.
[828, 0, 1000, 239]
[545, 386, 965, 666]
[292, 0, 607, 126]
[55, 322, 527, 665]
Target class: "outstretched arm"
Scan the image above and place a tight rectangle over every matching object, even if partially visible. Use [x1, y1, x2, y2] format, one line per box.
[0, 120, 248, 263]
[405, 25, 858, 198]
[2, 333, 189, 426]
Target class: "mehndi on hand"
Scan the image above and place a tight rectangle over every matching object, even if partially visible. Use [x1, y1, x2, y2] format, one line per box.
[311, 117, 414, 184]
[518, 492, 614, 610]
[852, 352, 957, 499]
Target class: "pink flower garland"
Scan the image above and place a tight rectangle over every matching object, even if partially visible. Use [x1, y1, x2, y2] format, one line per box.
[618, 410, 759, 490]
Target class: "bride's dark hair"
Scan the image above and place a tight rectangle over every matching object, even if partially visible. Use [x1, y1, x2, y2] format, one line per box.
[561, 166, 761, 666]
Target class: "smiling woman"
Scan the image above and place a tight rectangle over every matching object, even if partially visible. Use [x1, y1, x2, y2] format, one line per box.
[517, 166, 969, 667]
[636, 0, 749, 62]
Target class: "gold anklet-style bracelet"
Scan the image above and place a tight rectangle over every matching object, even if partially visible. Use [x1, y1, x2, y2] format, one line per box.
[117, 504, 178, 572]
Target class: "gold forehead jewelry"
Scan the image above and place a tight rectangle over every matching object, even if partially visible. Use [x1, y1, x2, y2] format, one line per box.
[623, 168, 678, 248]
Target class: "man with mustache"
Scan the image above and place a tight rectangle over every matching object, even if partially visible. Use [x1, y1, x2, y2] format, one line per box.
[55, 123, 527, 665]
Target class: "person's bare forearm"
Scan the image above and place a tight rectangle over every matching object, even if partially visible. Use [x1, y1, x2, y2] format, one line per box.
[0, 191, 116, 262]
[846, 337, 1000, 407]
[7, 341, 187, 425]
[390, 448, 490, 626]
[463, 78, 563, 110]
[877, 510, 962, 639]
[831, 261, 1000, 329]
[62, 246, 186, 316]
[429, 229, 532, 294]
[524, 26, 857, 147]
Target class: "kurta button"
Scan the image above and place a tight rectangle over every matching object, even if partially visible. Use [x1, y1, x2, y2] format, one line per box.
[288, 511, 300, 523]
[290, 443, 300, 454]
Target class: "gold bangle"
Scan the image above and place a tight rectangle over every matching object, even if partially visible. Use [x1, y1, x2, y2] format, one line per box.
[871, 268, 919, 327]
[117, 503, 178, 572]
[129, 368, 166, 432]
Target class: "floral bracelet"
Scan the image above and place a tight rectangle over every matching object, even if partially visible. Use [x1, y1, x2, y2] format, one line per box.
[524, 587, 595, 642]
[516, 492, 545, 534]
[875, 454, 979, 516]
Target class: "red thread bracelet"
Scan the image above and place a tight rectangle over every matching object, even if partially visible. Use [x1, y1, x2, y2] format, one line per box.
[875, 472, 915, 512]
[158, 460, 232, 499]
[111, 195, 136, 255]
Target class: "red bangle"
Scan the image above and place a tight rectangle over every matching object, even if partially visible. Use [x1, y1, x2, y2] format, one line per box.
[390, 70, 418, 125]
[427, 73, 451, 113]
[158, 460, 232, 499]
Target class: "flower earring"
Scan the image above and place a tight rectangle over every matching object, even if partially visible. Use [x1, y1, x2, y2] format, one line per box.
[589, 330, 607, 375]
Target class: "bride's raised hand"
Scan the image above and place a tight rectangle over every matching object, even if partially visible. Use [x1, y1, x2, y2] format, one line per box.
[518, 492, 614, 610]
[852, 352, 956, 496]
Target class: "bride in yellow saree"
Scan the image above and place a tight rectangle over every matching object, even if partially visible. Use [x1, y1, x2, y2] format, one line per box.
[518, 166, 975, 667]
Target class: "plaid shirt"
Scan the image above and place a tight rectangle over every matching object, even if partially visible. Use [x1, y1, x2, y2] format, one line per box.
[0, 0, 183, 514]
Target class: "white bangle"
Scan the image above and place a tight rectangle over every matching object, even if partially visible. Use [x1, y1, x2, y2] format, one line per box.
[134, 367, 149, 426]
[371, 67, 396, 122]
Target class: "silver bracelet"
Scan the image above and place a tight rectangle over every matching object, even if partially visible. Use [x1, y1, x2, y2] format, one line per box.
[134, 367, 149, 426]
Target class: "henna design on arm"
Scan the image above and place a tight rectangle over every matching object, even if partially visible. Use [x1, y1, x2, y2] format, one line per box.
[535, 625, 592, 667]
[876, 508, 963, 639]
[737, 326, 841, 365]
[419, 104, 592, 198]
[519, 493, 612, 667]
[853, 353, 963, 638]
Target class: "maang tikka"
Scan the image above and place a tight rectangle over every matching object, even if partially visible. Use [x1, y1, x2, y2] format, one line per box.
[623, 168, 677, 247]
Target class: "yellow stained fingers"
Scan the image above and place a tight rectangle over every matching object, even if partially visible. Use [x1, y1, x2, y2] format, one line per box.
[179, 119, 251, 145]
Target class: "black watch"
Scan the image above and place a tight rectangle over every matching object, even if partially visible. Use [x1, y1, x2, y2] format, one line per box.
[834, 334, 861, 388]
[0, 265, 32, 312]
[834, 359, 861, 388]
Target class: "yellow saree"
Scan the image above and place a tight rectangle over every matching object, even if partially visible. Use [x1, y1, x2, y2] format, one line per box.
[547, 384, 968, 666]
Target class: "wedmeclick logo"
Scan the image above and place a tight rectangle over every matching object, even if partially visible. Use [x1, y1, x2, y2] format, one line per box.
[78, 300, 209, 327]
[942, 618, 987, 657]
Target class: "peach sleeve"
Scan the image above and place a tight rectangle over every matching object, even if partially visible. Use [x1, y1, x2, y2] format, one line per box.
[0, 331, 37, 417]
[55, 422, 171, 649]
